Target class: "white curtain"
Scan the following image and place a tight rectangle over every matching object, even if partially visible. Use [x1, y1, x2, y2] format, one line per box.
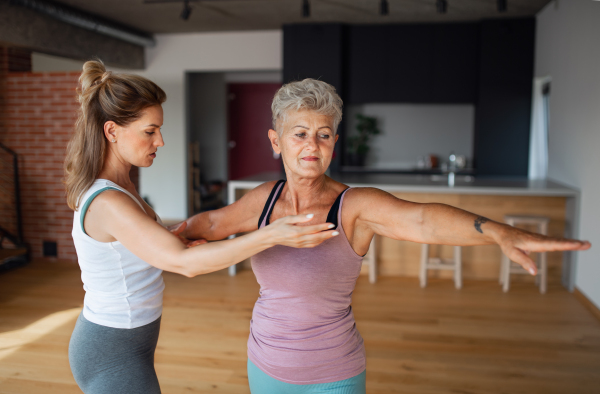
[529, 76, 551, 180]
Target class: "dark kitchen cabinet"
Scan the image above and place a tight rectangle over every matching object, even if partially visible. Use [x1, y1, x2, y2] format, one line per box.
[347, 23, 478, 104]
[386, 24, 435, 103]
[474, 18, 535, 176]
[283, 24, 346, 97]
[430, 23, 479, 103]
[346, 25, 388, 104]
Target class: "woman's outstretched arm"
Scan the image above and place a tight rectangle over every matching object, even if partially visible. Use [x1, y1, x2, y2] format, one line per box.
[173, 181, 278, 241]
[86, 190, 338, 277]
[349, 188, 591, 275]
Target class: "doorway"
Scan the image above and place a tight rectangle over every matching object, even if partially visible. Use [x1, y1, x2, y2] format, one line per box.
[186, 71, 282, 215]
[227, 83, 282, 180]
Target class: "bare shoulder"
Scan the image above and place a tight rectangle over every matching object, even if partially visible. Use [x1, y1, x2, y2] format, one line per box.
[344, 187, 394, 204]
[250, 180, 281, 198]
[343, 187, 415, 216]
[341, 187, 384, 217]
[232, 180, 280, 207]
[212, 180, 281, 223]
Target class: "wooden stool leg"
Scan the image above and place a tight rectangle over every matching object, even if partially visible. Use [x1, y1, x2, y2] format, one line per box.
[501, 254, 511, 292]
[501, 218, 514, 291]
[540, 251, 548, 294]
[368, 236, 377, 284]
[540, 222, 548, 294]
[454, 246, 462, 289]
[420, 244, 429, 288]
[501, 216, 550, 294]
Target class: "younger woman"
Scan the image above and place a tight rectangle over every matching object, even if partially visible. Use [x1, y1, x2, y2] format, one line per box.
[65, 61, 338, 394]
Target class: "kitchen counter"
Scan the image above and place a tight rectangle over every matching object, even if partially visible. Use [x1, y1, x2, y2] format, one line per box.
[228, 172, 578, 197]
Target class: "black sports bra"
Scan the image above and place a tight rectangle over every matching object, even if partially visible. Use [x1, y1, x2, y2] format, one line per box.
[258, 180, 348, 230]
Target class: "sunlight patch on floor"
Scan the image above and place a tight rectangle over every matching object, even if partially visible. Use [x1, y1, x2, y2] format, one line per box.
[0, 308, 81, 360]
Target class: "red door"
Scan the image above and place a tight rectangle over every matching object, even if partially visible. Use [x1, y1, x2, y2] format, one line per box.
[227, 83, 282, 180]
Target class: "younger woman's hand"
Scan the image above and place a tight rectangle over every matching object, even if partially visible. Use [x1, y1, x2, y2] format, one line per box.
[265, 214, 339, 248]
[168, 222, 208, 248]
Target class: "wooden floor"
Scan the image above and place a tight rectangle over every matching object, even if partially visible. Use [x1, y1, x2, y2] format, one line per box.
[0, 261, 599, 394]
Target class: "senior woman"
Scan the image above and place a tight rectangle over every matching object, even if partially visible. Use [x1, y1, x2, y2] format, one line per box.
[64, 63, 338, 394]
[177, 79, 591, 393]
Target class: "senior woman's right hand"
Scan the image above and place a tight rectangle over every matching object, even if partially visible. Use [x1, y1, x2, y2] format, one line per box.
[265, 214, 339, 248]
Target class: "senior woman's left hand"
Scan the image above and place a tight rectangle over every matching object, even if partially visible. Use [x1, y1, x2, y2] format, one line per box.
[495, 226, 591, 275]
[168, 222, 208, 248]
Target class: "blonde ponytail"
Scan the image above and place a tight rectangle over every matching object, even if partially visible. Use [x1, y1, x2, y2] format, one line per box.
[64, 60, 166, 210]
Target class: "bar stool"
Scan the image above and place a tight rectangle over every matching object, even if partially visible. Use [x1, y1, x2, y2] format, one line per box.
[362, 236, 377, 283]
[500, 215, 549, 294]
[420, 244, 462, 289]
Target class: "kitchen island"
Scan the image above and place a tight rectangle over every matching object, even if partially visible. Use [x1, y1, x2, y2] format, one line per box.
[227, 172, 580, 290]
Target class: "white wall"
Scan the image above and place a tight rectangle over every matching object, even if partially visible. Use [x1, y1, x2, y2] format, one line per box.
[535, 1, 600, 307]
[346, 104, 474, 169]
[32, 52, 85, 72]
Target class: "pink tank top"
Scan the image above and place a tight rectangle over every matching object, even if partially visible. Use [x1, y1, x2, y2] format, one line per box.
[247, 181, 366, 384]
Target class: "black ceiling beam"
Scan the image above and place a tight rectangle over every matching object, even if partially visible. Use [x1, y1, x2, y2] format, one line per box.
[10, 0, 155, 47]
[0, 0, 145, 69]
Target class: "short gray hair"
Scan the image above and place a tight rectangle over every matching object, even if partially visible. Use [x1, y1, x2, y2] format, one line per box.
[271, 78, 343, 133]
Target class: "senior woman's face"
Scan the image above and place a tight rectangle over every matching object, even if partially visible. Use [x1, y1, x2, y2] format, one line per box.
[269, 109, 338, 178]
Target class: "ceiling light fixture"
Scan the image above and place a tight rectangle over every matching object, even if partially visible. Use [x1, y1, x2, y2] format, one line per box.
[380, 0, 389, 15]
[436, 0, 447, 14]
[302, 0, 310, 17]
[180, 0, 192, 20]
[497, 0, 507, 12]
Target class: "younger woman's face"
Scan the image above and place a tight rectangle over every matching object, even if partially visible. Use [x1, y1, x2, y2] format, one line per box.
[109, 105, 164, 168]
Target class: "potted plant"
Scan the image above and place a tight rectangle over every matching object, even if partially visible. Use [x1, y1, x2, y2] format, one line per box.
[347, 114, 381, 167]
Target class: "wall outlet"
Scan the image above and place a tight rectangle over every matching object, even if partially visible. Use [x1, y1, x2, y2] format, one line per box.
[43, 241, 58, 257]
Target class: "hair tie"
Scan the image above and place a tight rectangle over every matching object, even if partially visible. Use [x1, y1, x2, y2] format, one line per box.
[100, 71, 112, 83]
[92, 71, 112, 87]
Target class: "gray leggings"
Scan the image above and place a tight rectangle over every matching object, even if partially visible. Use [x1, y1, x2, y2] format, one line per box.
[69, 312, 162, 394]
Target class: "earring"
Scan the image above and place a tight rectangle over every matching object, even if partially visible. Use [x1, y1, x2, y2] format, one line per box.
[111, 139, 116, 143]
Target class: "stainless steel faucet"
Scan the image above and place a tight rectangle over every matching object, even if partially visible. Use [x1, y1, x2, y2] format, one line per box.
[448, 151, 457, 187]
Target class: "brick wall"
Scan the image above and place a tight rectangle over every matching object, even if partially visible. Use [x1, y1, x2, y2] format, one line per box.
[0, 71, 81, 261]
[0, 50, 141, 262]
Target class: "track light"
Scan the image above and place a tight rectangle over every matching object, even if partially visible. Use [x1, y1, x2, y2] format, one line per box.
[497, 0, 507, 12]
[380, 0, 389, 15]
[302, 0, 310, 18]
[436, 0, 447, 14]
[180, 0, 192, 20]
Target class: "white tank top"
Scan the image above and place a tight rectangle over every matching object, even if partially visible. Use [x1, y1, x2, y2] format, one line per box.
[71, 179, 165, 329]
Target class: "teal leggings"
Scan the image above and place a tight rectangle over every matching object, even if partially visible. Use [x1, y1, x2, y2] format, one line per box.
[247, 360, 366, 394]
